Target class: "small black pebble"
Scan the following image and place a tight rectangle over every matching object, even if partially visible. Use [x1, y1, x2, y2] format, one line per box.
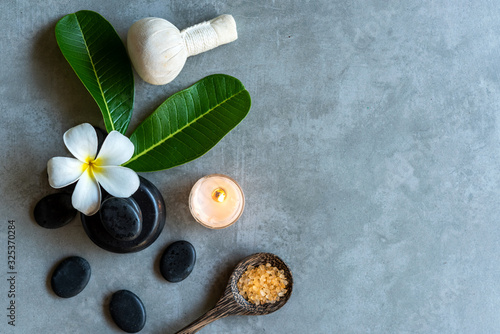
[109, 290, 146, 333]
[160, 240, 196, 283]
[51, 256, 91, 298]
[34, 193, 76, 229]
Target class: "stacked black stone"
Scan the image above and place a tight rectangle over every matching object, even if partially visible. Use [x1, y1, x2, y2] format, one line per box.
[100, 197, 143, 241]
[81, 176, 166, 253]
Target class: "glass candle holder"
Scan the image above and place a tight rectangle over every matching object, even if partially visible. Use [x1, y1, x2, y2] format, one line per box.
[189, 174, 245, 229]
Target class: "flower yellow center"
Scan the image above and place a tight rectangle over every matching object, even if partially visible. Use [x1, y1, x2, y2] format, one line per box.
[82, 157, 98, 176]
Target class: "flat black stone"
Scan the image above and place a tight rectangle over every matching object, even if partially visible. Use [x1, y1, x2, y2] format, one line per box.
[160, 240, 196, 282]
[51, 256, 91, 298]
[81, 176, 166, 253]
[109, 290, 146, 333]
[100, 197, 142, 241]
[34, 193, 77, 229]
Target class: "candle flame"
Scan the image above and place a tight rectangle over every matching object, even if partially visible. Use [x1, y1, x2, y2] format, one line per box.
[212, 188, 226, 203]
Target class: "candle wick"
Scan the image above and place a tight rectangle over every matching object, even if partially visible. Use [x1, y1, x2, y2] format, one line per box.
[212, 188, 226, 203]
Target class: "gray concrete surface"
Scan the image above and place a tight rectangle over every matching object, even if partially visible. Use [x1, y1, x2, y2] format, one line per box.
[1, 0, 500, 333]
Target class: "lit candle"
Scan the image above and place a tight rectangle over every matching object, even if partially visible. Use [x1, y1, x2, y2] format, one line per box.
[189, 174, 245, 229]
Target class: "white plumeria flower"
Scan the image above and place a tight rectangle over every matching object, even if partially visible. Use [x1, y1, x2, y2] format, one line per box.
[47, 123, 140, 216]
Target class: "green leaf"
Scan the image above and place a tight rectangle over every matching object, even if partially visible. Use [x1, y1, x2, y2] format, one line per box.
[124, 74, 251, 172]
[55, 10, 134, 134]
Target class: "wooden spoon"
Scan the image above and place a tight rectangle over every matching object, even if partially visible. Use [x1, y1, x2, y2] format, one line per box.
[175, 252, 293, 333]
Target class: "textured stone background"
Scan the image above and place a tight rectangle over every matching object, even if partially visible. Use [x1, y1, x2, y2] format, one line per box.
[1, 0, 500, 333]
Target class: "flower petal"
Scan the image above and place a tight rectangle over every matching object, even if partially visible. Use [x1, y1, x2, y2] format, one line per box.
[72, 168, 102, 216]
[93, 166, 140, 197]
[47, 157, 86, 188]
[94, 130, 135, 166]
[63, 123, 98, 162]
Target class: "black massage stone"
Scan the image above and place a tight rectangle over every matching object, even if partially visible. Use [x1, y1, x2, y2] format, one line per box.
[34, 193, 76, 229]
[51, 256, 91, 298]
[109, 290, 146, 333]
[160, 240, 196, 282]
[81, 176, 165, 253]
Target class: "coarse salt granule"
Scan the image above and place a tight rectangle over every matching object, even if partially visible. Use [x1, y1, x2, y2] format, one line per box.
[237, 263, 288, 305]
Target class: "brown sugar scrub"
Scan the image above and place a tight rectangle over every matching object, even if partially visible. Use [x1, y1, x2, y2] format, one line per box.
[237, 263, 288, 305]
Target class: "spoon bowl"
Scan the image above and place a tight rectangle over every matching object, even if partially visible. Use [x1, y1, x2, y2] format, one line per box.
[228, 252, 293, 315]
[175, 253, 293, 333]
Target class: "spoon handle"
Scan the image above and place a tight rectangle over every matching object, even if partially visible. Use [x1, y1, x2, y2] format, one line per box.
[175, 289, 237, 333]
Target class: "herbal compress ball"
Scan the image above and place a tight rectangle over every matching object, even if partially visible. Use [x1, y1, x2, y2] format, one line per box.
[127, 15, 237, 85]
